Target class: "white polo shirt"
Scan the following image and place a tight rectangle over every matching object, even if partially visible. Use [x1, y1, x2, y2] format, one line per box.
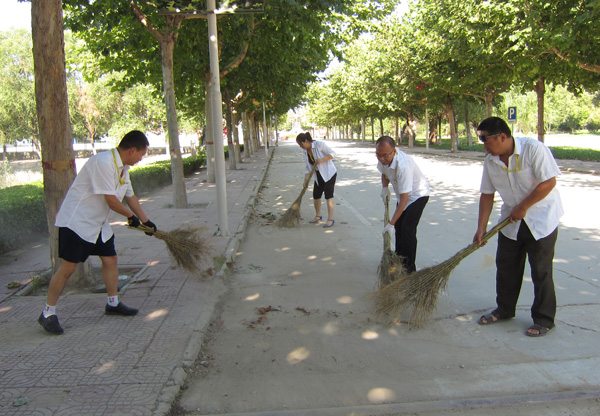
[480, 136, 563, 240]
[303, 140, 337, 184]
[55, 149, 134, 243]
[377, 150, 430, 207]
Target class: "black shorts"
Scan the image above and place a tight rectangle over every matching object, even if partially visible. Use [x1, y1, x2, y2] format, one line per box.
[313, 171, 337, 200]
[58, 227, 116, 263]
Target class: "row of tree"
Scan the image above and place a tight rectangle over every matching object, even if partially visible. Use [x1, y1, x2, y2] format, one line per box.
[6, 0, 401, 284]
[304, 0, 600, 149]
[0, 29, 169, 156]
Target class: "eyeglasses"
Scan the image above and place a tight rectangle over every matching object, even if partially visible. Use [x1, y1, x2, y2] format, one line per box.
[478, 133, 499, 143]
[375, 150, 395, 159]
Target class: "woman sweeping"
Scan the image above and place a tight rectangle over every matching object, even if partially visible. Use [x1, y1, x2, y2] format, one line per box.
[296, 132, 337, 228]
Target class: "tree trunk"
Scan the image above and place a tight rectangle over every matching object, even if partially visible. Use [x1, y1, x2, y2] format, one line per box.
[429, 118, 438, 144]
[406, 110, 415, 148]
[204, 82, 215, 183]
[274, 115, 279, 146]
[233, 112, 242, 162]
[361, 117, 366, 143]
[465, 105, 472, 146]
[371, 117, 375, 142]
[425, 105, 429, 149]
[224, 90, 236, 170]
[485, 95, 493, 117]
[445, 95, 458, 152]
[242, 111, 251, 158]
[534, 77, 546, 143]
[379, 118, 384, 137]
[32, 0, 94, 285]
[160, 27, 188, 207]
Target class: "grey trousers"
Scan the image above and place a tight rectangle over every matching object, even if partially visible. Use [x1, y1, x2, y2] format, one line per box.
[495, 221, 558, 328]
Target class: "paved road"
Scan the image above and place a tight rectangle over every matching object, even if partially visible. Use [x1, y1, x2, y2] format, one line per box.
[176, 140, 600, 415]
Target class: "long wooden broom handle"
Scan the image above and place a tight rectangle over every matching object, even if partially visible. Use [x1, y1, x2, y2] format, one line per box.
[479, 217, 511, 244]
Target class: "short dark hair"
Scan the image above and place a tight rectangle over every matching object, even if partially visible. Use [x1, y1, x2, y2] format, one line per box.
[477, 117, 512, 137]
[118, 130, 149, 151]
[376, 135, 395, 148]
[296, 132, 313, 144]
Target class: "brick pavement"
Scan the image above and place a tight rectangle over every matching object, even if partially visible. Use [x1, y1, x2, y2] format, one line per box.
[0, 148, 272, 416]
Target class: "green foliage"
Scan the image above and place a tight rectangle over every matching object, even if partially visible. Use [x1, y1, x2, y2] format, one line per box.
[129, 152, 206, 195]
[0, 181, 47, 253]
[549, 146, 600, 162]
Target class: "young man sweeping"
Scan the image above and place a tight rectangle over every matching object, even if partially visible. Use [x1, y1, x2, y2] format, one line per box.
[38, 130, 157, 335]
[376, 136, 430, 273]
[474, 117, 563, 337]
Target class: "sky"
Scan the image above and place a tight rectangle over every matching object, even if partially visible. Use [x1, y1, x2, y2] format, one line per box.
[0, 0, 31, 31]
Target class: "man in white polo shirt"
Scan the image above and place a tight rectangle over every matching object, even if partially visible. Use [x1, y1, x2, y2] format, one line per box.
[377, 135, 430, 273]
[38, 130, 156, 335]
[474, 117, 563, 337]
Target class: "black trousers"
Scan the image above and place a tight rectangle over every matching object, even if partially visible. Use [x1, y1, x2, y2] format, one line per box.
[394, 196, 429, 273]
[495, 221, 558, 328]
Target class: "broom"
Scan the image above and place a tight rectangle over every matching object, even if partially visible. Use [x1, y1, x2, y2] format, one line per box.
[377, 197, 407, 289]
[274, 163, 318, 228]
[129, 224, 214, 275]
[373, 217, 511, 328]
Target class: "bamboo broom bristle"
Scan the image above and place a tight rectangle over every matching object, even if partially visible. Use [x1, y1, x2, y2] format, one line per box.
[274, 163, 318, 228]
[131, 224, 214, 275]
[373, 218, 511, 328]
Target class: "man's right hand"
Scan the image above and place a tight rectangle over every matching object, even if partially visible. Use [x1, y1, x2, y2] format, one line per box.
[127, 215, 140, 227]
[380, 187, 390, 204]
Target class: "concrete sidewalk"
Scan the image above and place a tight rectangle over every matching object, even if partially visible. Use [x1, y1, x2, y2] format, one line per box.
[0, 142, 598, 416]
[0, 148, 272, 416]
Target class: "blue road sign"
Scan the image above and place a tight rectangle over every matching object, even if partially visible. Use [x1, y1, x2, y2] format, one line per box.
[508, 107, 517, 121]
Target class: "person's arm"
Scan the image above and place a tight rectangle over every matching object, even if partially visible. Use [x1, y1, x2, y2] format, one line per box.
[123, 195, 150, 223]
[104, 194, 136, 219]
[389, 193, 409, 225]
[316, 154, 333, 164]
[474, 193, 495, 245]
[381, 173, 390, 188]
[510, 177, 556, 222]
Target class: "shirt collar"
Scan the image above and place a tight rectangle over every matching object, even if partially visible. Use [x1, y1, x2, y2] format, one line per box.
[112, 148, 124, 168]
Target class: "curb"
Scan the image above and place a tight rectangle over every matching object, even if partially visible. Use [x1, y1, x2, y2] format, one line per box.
[153, 148, 275, 416]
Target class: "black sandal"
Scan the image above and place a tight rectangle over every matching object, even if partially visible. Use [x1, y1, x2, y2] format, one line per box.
[478, 310, 508, 325]
[526, 324, 555, 337]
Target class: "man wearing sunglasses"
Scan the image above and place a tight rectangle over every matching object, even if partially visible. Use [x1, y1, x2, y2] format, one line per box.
[474, 117, 563, 337]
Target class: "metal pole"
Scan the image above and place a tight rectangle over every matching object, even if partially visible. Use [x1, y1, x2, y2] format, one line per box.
[207, 0, 229, 236]
[262, 102, 268, 156]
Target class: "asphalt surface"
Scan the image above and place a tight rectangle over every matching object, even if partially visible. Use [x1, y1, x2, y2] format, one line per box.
[0, 141, 598, 415]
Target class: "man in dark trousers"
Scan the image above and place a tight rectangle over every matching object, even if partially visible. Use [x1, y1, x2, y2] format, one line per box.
[38, 130, 156, 335]
[377, 136, 430, 273]
[474, 117, 563, 337]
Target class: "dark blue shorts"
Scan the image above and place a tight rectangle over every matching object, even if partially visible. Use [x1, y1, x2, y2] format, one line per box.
[58, 227, 116, 263]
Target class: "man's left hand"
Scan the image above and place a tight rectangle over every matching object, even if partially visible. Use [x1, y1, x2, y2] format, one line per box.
[143, 220, 157, 236]
[383, 223, 395, 237]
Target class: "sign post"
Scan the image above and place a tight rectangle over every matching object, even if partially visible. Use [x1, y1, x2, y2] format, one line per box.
[508, 106, 517, 124]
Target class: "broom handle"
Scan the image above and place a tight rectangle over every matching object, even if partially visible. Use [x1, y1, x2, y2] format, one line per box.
[480, 217, 511, 244]
[127, 224, 157, 235]
[454, 217, 511, 259]
[383, 198, 391, 250]
[299, 163, 318, 197]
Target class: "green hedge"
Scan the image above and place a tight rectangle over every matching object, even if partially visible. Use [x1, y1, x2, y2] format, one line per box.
[0, 181, 48, 253]
[0, 153, 207, 254]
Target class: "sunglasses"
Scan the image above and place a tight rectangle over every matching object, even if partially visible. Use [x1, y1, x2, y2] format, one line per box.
[478, 133, 500, 143]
